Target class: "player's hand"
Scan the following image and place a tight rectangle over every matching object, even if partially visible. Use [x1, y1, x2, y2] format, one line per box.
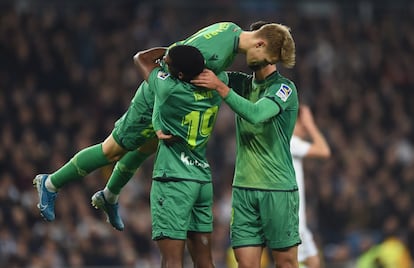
[299, 105, 316, 130]
[191, 69, 222, 89]
[156, 130, 181, 146]
[156, 130, 173, 140]
[191, 69, 230, 97]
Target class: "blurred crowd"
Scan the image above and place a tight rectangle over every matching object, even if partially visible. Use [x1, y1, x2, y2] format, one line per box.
[1, 1, 414, 267]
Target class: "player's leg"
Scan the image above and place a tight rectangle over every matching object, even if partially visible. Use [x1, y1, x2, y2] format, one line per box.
[156, 239, 186, 268]
[151, 179, 199, 267]
[299, 227, 320, 268]
[230, 188, 265, 268]
[91, 137, 157, 231]
[33, 134, 126, 221]
[104, 137, 158, 200]
[92, 81, 157, 230]
[105, 81, 157, 201]
[264, 191, 301, 268]
[271, 246, 299, 268]
[187, 232, 214, 268]
[233, 246, 263, 268]
[186, 182, 214, 268]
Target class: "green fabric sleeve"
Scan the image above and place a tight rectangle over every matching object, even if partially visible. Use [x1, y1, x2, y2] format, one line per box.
[224, 89, 280, 124]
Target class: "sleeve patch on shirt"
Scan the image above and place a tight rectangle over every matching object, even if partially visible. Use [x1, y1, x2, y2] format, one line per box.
[276, 84, 292, 102]
[157, 70, 170, 80]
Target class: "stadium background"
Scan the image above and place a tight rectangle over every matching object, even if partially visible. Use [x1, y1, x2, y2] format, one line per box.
[1, 0, 413, 267]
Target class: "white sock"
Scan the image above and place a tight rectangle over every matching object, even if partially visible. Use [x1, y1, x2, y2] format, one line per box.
[103, 187, 119, 204]
[45, 176, 58, 192]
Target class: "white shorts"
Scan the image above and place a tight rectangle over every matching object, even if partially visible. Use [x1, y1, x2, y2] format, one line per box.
[298, 226, 318, 262]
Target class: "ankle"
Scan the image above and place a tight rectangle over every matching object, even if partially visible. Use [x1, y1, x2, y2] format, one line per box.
[45, 176, 58, 192]
[103, 187, 119, 204]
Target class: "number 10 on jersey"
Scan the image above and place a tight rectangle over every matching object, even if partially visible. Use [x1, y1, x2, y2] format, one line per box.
[182, 106, 219, 148]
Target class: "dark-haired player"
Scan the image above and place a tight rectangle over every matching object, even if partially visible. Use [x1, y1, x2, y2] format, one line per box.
[135, 44, 227, 267]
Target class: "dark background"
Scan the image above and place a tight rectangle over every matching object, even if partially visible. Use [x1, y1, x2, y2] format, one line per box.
[1, 0, 413, 267]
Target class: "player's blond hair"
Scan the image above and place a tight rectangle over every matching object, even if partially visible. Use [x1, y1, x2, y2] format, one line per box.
[256, 23, 296, 68]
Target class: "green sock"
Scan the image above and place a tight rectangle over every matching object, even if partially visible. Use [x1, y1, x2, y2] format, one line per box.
[51, 144, 111, 189]
[106, 150, 151, 194]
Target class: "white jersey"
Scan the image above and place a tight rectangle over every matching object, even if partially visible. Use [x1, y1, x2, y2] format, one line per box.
[290, 135, 311, 229]
[290, 135, 318, 261]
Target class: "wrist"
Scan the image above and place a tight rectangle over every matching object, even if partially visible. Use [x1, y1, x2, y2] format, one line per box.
[216, 84, 230, 98]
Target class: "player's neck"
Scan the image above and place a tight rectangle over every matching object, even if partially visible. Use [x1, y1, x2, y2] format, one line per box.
[238, 31, 255, 53]
[254, 65, 277, 80]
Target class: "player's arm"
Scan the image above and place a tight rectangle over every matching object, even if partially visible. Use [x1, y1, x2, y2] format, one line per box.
[133, 47, 167, 81]
[192, 69, 280, 124]
[134, 47, 174, 140]
[300, 105, 331, 158]
[224, 91, 279, 124]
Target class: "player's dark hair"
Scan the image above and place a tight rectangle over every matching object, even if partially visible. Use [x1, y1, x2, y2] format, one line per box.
[250, 20, 270, 31]
[168, 45, 205, 82]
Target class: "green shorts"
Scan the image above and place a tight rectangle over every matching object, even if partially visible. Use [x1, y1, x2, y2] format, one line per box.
[112, 82, 156, 151]
[151, 179, 213, 240]
[230, 187, 300, 250]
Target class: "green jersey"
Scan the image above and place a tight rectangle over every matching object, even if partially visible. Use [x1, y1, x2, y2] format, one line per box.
[150, 67, 228, 182]
[174, 22, 241, 74]
[228, 71, 299, 191]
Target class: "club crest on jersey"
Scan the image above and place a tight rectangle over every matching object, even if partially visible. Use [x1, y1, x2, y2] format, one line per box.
[157, 70, 170, 80]
[276, 84, 292, 102]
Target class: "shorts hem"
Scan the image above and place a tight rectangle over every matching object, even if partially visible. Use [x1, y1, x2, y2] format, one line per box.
[232, 243, 265, 249]
[152, 231, 187, 241]
[269, 240, 301, 250]
[231, 238, 265, 249]
[111, 131, 129, 151]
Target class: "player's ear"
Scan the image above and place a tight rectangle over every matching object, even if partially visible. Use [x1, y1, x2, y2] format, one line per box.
[178, 72, 185, 80]
[256, 40, 265, 48]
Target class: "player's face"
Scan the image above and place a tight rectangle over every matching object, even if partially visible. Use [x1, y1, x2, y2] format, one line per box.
[246, 47, 276, 70]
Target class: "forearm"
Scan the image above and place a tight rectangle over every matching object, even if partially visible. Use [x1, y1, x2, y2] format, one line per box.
[224, 89, 280, 124]
[307, 125, 331, 158]
[133, 47, 166, 65]
[133, 47, 167, 80]
[214, 82, 231, 98]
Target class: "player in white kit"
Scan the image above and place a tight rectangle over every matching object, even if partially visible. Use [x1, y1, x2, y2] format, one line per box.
[290, 105, 331, 268]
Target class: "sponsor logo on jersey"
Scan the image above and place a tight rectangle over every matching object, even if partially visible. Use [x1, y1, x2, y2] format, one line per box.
[276, 84, 292, 102]
[180, 152, 209, 168]
[157, 70, 170, 80]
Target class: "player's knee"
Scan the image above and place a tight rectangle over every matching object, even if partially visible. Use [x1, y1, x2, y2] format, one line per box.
[102, 146, 125, 162]
[235, 257, 261, 268]
[274, 258, 299, 268]
[102, 138, 127, 161]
